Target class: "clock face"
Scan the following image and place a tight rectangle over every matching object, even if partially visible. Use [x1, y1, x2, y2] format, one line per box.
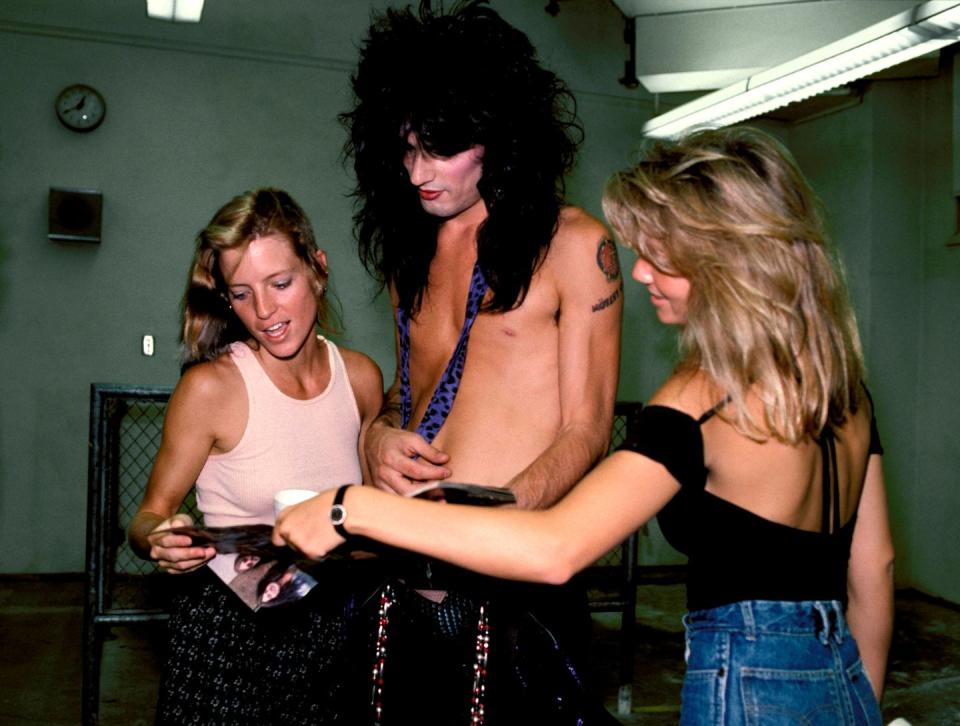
[55, 84, 106, 132]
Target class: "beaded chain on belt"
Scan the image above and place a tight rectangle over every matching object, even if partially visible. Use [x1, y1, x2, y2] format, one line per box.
[371, 583, 394, 725]
[469, 603, 490, 725]
[370, 584, 491, 725]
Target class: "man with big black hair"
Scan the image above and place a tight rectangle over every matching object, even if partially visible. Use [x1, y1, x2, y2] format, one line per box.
[341, 2, 623, 721]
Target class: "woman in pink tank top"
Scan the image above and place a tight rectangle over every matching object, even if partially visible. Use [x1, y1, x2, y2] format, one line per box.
[127, 188, 382, 724]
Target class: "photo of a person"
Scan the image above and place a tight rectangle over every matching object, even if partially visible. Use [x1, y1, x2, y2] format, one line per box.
[256, 562, 318, 609]
[234, 553, 262, 573]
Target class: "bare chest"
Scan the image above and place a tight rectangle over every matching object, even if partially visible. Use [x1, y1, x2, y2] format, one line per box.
[405, 278, 559, 413]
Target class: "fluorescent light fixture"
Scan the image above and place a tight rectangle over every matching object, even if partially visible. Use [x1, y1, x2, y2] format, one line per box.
[638, 68, 766, 94]
[644, 0, 960, 138]
[146, 0, 204, 23]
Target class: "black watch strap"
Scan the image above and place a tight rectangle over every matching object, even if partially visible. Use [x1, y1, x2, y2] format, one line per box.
[330, 484, 352, 539]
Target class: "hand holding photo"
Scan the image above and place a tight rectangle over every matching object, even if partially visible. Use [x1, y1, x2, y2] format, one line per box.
[153, 523, 285, 558]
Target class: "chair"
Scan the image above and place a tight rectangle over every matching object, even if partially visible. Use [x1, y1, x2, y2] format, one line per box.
[82, 384, 197, 726]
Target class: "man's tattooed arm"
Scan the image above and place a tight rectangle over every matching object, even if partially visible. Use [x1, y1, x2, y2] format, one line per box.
[592, 236, 622, 312]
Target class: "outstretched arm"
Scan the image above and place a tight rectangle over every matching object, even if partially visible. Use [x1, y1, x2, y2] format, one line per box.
[846, 454, 895, 701]
[274, 449, 679, 582]
[508, 212, 623, 509]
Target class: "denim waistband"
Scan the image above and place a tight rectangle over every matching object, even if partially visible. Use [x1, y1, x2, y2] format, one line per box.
[684, 599, 847, 645]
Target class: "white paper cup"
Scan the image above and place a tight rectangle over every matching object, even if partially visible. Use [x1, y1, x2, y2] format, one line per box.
[274, 488, 319, 516]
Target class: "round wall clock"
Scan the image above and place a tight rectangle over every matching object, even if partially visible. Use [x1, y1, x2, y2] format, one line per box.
[55, 84, 106, 133]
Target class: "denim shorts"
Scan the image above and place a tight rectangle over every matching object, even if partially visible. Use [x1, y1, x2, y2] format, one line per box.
[680, 600, 882, 725]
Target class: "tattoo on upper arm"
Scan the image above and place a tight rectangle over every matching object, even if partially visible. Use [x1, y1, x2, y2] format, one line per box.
[592, 237, 622, 312]
[592, 282, 623, 312]
[596, 237, 621, 282]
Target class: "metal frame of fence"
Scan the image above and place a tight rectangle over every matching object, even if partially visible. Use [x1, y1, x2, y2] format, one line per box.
[83, 383, 187, 725]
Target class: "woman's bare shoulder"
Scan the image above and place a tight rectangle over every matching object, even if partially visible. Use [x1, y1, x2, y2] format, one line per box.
[648, 368, 724, 418]
[337, 346, 384, 415]
[173, 353, 243, 409]
[167, 352, 248, 451]
[338, 347, 382, 383]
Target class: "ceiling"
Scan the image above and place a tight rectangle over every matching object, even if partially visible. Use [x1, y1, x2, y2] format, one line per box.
[609, 0, 924, 93]
[605, 0, 953, 124]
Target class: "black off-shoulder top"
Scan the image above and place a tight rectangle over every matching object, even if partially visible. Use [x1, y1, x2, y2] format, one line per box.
[618, 394, 883, 611]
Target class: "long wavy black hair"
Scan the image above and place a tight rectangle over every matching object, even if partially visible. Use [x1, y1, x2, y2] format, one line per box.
[341, 0, 583, 314]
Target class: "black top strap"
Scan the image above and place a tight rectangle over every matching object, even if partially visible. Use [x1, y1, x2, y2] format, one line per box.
[819, 430, 842, 535]
[697, 396, 730, 425]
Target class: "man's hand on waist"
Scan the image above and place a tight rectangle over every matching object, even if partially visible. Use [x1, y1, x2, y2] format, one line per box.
[364, 422, 452, 495]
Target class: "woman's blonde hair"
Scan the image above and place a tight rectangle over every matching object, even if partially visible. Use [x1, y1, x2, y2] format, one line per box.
[603, 127, 864, 443]
[180, 188, 332, 369]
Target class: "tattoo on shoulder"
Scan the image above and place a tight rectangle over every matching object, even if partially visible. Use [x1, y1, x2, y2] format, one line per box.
[591, 282, 623, 313]
[596, 237, 621, 282]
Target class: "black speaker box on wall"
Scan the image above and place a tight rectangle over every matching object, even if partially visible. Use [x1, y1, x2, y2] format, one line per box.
[49, 187, 102, 243]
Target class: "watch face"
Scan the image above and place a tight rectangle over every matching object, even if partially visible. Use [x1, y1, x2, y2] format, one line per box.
[330, 504, 347, 526]
[55, 84, 106, 132]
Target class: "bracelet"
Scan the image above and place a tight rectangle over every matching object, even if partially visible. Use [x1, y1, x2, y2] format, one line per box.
[330, 484, 353, 540]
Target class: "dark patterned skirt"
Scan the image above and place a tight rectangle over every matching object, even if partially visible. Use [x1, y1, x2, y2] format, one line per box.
[155, 566, 617, 725]
[155, 567, 359, 726]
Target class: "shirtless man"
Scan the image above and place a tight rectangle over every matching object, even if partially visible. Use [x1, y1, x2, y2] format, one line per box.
[345, 0, 622, 507]
[365, 141, 622, 507]
[339, 2, 622, 721]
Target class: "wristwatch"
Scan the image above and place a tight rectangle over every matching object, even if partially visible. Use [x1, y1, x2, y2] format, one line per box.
[330, 484, 352, 539]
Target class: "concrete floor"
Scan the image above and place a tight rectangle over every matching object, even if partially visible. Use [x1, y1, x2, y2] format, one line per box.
[1, 577, 958, 725]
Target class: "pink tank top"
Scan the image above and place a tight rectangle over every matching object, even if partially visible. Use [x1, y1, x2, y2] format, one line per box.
[196, 338, 363, 526]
